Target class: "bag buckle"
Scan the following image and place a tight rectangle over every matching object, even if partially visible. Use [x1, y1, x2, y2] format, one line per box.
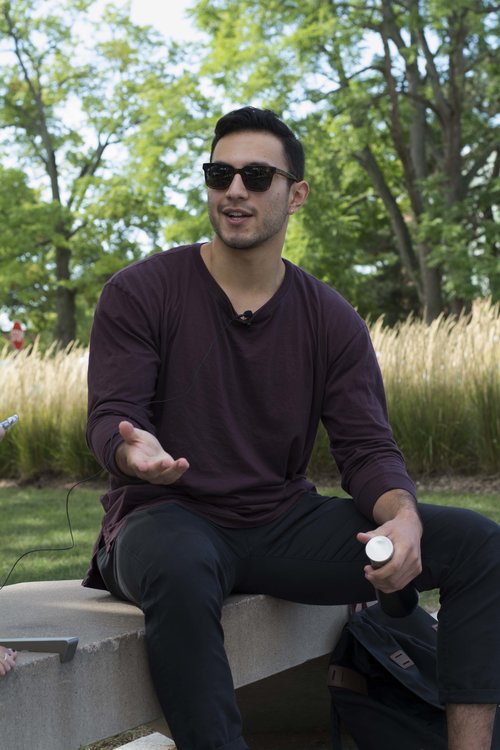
[328, 664, 368, 694]
[390, 649, 414, 669]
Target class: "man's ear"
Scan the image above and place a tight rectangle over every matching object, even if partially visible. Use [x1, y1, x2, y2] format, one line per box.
[288, 180, 310, 214]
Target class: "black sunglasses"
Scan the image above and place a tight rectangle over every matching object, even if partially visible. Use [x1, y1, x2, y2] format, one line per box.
[203, 162, 299, 192]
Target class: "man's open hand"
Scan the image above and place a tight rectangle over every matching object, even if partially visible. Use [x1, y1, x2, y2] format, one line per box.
[115, 420, 189, 485]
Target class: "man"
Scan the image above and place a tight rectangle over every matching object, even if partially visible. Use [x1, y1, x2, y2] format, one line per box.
[85, 106, 500, 750]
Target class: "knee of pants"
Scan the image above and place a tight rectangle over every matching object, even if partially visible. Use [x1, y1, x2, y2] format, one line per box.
[118, 526, 231, 606]
[420, 504, 500, 583]
[464, 511, 500, 572]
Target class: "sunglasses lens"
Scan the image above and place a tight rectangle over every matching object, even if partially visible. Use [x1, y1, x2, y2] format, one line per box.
[204, 165, 233, 189]
[203, 164, 275, 191]
[242, 167, 273, 191]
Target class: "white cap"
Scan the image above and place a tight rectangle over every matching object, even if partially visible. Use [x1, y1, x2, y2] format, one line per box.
[365, 535, 394, 565]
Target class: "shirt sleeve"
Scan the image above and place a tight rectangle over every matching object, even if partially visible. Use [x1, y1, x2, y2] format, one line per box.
[86, 275, 161, 477]
[321, 321, 416, 520]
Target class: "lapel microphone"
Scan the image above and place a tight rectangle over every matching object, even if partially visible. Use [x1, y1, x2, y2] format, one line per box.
[236, 310, 254, 326]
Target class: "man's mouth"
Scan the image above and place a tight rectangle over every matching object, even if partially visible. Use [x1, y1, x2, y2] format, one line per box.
[222, 208, 253, 222]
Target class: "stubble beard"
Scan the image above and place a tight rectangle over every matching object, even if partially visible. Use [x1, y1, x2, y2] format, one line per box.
[208, 198, 290, 251]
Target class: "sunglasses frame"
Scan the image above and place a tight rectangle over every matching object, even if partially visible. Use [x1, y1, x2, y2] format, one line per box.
[203, 162, 299, 192]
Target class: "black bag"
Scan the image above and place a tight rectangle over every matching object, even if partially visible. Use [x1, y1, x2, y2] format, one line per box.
[328, 604, 447, 749]
[328, 603, 500, 750]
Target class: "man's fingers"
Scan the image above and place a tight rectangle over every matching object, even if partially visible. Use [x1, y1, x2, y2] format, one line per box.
[357, 531, 375, 545]
[135, 457, 190, 485]
[157, 458, 190, 482]
[118, 420, 136, 442]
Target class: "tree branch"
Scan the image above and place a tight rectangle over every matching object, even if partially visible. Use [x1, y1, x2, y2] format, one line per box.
[380, 0, 427, 216]
[415, 19, 450, 122]
[67, 128, 125, 210]
[2, 5, 61, 202]
[354, 144, 422, 298]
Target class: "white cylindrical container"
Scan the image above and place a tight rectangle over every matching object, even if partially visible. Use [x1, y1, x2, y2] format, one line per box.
[365, 535, 418, 618]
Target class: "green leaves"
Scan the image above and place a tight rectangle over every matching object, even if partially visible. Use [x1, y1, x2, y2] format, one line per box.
[187, 0, 498, 319]
[0, 0, 207, 344]
[0, 0, 497, 344]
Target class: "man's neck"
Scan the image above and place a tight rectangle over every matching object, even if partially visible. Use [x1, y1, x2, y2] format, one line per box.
[200, 240, 286, 315]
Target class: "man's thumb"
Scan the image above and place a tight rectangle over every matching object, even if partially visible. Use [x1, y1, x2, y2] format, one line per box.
[118, 420, 135, 442]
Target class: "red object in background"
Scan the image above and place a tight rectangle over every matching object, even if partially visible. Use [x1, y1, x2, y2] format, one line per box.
[10, 320, 24, 350]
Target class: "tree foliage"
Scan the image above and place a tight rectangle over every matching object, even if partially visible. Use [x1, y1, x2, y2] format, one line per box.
[0, 0, 211, 344]
[191, 0, 500, 320]
[0, 0, 497, 340]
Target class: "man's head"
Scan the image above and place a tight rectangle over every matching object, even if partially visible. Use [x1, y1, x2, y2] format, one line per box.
[209, 106, 305, 181]
[205, 107, 309, 253]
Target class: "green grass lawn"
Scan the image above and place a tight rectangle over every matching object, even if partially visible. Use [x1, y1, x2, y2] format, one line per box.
[1, 482, 499, 610]
[0, 482, 105, 587]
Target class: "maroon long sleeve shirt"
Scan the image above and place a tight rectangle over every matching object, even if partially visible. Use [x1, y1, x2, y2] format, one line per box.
[83, 244, 415, 588]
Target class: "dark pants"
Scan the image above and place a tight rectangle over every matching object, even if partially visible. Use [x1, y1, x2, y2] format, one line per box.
[97, 492, 500, 750]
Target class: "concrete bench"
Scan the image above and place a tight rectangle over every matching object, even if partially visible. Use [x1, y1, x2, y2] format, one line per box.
[0, 579, 349, 749]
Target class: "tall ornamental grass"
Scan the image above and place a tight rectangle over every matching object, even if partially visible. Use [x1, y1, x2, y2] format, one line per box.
[371, 297, 500, 475]
[0, 341, 99, 479]
[0, 298, 498, 480]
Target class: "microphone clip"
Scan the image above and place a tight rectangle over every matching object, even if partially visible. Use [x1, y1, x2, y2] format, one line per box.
[236, 310, 254, 326]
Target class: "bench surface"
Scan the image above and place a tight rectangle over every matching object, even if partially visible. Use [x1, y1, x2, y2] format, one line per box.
[0, 579, 348, 750]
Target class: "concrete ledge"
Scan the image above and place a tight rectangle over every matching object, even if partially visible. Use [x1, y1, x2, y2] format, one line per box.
[0, 580, 349, 750]
[117, 735, 175, 750]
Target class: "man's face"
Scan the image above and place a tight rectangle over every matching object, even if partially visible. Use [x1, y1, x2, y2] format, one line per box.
[207, 130, 296, 251]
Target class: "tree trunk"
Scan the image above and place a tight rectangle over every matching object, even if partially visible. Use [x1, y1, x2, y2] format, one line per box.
[415, 242, 442, 322]
[54, 244, 76, 346]
[355, 146, 423, 304]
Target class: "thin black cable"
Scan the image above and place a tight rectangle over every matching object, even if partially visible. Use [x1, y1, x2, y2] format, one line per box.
[0, 468, 105, 591]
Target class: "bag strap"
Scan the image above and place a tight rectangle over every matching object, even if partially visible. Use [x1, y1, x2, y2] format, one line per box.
[330, 700, 344, 750]
[349, 601, 370, 616]
[329, 602, 371, 749]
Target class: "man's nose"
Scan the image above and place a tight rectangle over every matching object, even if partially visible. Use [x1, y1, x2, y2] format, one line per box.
[225, 172, 248, 197]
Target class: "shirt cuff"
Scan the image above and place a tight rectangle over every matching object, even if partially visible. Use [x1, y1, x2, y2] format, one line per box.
[350, 473, 417, 520]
